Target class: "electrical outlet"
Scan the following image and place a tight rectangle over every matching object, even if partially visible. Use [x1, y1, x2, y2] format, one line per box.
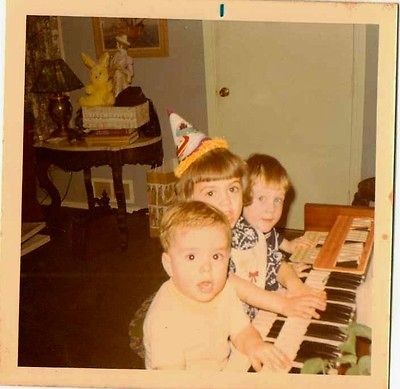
[92, 178, 135, 204]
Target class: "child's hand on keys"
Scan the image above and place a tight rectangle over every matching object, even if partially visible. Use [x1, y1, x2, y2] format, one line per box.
[281, 289, 327, 320]
[290, 262, 312, 277]
[248, 342, 291, 372]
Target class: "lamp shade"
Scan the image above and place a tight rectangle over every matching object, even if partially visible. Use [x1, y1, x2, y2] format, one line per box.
[31, 58, 84, 93]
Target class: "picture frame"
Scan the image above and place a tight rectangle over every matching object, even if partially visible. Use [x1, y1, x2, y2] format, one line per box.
[92, 17, 168, 58]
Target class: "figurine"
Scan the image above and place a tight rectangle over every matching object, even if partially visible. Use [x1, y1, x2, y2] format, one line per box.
[110, 34, 134, 98]
[79, 52, 115, 107]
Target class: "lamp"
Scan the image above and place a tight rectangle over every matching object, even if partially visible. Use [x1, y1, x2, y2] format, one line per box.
[32, 58, 84, 138]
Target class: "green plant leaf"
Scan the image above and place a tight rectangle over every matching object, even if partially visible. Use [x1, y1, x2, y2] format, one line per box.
[301, 358, 329, 374]
[357, 355, 371, 375]
[337, 354, 357, 366]
[348, 322, 372, 340]
[346, 364, 361, 375]
[339, 331, 356, 355]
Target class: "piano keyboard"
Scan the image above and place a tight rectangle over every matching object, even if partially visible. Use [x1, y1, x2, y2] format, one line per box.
[252, 269, 364, 373]
[289, 216, 373, 274]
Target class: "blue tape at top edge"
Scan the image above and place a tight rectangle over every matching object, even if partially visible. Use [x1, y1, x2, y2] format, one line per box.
[220, 3, 225, 18]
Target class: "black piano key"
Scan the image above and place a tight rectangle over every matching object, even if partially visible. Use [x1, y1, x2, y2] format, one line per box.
[317, 311, 351, 325]
[329, 272, 364, 283]
[321, 302, 354, 318]
[325, 288, 356, 303]
[325, 302, 354, 314]
[326, 275, 362, 287]
[305, 323, 347, 342]
[317, 303, 354, 324]
[295, 341, 340, 363]
[266, 320, 285, 339]
[325, 278, 360, 290]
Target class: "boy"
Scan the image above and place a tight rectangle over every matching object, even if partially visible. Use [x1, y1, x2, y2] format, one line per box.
[170, 112, 325, 321]
[143, 201, 290, 371]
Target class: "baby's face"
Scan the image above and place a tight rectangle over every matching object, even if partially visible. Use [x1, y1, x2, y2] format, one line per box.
[191, 178, 243, 228]
[243, 179, 285, 233]
[163, 225, 230, 302]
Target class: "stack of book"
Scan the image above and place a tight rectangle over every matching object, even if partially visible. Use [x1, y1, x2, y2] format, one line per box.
[84, 128, 139, 147]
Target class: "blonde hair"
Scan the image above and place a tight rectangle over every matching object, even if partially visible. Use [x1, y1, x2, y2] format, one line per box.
[175, 148, 248, 201]
[243, 154, 290, 206]
[159, 200, 232, 252]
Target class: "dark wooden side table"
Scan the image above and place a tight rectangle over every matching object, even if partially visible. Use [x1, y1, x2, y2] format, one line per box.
[34, 136, 163, 248]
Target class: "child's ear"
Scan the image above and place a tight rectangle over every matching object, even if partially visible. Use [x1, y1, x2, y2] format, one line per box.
[161, 252, 173, 277]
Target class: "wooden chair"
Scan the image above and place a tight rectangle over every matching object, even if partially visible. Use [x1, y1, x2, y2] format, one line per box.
[352, 177, 375, 207]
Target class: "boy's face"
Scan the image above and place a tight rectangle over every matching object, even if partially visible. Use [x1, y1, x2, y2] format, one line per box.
[243, 178, 285, 233]
[162, 225, 230, 302]
[191, 178, 243, 227]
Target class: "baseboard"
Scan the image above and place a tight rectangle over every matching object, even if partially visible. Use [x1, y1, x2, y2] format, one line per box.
[42, 199, 144, 213]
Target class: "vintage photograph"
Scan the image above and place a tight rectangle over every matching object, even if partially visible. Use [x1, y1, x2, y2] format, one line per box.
[0, 1, 397, 388]
[93, 17, 169, 58]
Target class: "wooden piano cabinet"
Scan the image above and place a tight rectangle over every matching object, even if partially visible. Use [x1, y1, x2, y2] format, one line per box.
[304, 203, 374, 232]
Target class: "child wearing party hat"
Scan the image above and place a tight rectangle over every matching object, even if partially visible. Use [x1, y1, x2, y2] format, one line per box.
[143, 200, 291, 371]
[169, 111, 326, 321]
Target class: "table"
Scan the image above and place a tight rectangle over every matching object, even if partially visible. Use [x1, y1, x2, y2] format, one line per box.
[34, 136, 163, 248]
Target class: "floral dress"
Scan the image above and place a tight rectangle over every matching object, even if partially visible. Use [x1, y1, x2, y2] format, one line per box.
[230, 216, 267, 320]
[264, 228, 284, 291]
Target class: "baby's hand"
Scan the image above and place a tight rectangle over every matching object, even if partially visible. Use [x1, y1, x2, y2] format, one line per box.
[248, 342, 291, 372]
[282, 287, 327, 319]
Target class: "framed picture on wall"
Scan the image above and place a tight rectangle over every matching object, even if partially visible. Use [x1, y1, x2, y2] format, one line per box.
[92, 17, 168, 58]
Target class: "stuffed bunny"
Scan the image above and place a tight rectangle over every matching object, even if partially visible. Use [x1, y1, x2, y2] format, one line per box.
[79, 52, 115, 107]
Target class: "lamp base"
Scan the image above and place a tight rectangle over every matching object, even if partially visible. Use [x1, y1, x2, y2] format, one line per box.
[48, 94, 73, 138]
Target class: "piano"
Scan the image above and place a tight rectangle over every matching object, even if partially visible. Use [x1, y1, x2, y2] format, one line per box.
[251, 203, 374, 374]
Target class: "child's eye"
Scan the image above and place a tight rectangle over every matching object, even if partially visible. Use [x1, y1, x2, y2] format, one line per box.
[229, 185, 240, 193]
[187, 254, 195, 261]
[258, 196, 265, 202]
[274, 198, 284, 204]
[206, 191, 214, 197]
[213, 253, 223, 260]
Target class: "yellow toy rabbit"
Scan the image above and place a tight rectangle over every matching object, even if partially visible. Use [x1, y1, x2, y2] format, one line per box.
[79, 52, 115, 107]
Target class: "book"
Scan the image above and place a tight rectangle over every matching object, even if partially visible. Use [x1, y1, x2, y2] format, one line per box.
[82, 102, 149, 129]
[87, 128, 135, 136]
[84, 130, 139, 147]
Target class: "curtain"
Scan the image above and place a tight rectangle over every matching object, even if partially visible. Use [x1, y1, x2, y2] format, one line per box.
[24, 16, 62, 140]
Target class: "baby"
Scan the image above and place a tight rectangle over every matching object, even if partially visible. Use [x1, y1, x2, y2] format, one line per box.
[143, 200, 290, 371]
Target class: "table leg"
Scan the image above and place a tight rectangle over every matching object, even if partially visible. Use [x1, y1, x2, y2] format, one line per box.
[83, 168, 95, 210]
[110, 155, 128, 249]
[36, 159, 62, 228]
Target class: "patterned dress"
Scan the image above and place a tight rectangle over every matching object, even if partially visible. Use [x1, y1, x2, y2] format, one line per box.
[264, 228, 284, 291]
[230, 216, 267, 320]
[230, 217, 285, 320]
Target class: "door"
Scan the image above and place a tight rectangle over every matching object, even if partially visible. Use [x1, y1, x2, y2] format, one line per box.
[204, 21, 365, 229]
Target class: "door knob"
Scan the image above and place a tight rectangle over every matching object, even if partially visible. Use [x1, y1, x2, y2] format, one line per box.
[219, 87, 230, 97]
